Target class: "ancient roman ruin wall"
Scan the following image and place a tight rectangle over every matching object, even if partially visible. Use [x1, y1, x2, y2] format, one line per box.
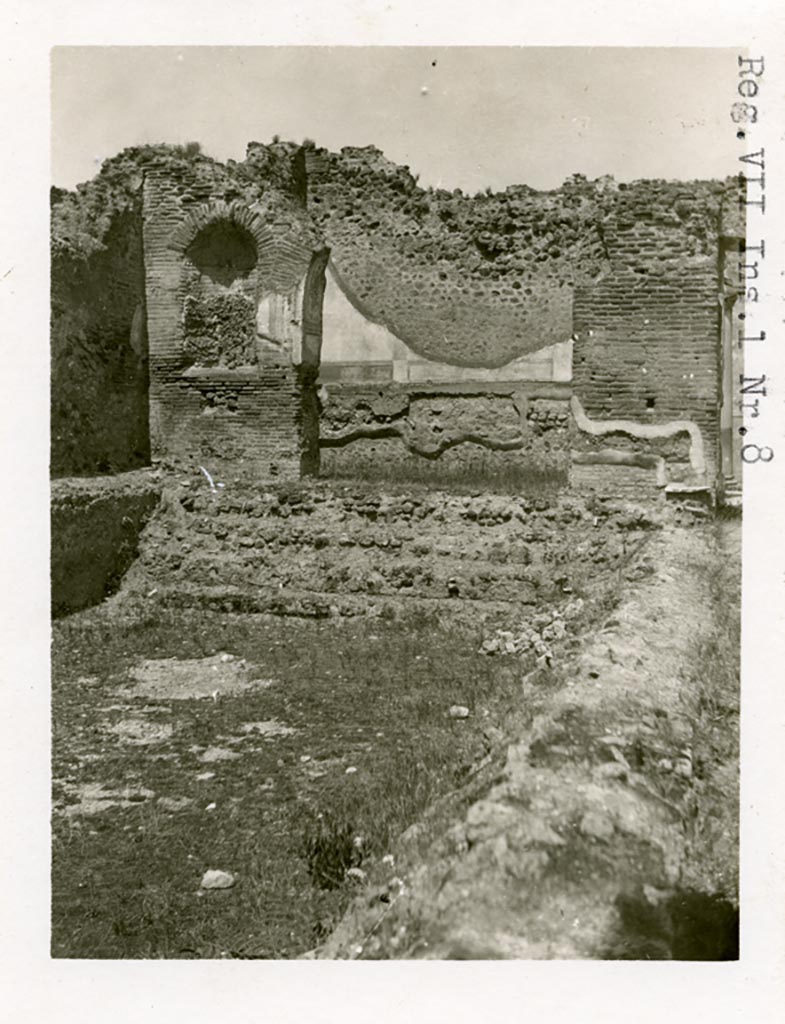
[141, 143, 327, 481]
[48, 145, 317, 616]
[51, 160, 162, 614]
[51, 142, 742, 503]
[571, 181, 735, 487]
[305, 145, 742, 490]
[318, 383, 573, 485]
[51, 184, 149, 477]
[304, 146, 604, 367]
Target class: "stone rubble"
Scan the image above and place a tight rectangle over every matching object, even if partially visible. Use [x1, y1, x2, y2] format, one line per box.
[479, 598, 585, 662]
[123, 480, 661, 623]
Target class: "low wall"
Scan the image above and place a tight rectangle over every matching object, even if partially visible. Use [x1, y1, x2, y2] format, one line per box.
[317, 383, 705, 496]
[122, 476, 653, 619]
[319, 382, 573, 482]
[51, 471, 161, 617]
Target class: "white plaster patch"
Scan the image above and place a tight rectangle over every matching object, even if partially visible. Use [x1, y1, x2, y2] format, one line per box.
[195, 746, 242, 763]
[106, 719, 174, 745]
[570, 396, 706, 476]
[122, 654, 276, 700]
[240, 720, 297, 739]
[57, 782, 156, 817]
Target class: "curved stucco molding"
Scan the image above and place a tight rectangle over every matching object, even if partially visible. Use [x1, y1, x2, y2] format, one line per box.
[320, 420, 533, 459]
[569, 396, 706, 477]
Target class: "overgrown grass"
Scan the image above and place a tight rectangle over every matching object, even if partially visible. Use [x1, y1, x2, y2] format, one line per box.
[680, 520, 741, 900]
[318, 458, 568, 497]
[51, 604, 523, 959]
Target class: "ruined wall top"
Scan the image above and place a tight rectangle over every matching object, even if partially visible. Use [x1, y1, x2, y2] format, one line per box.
[51, 142, 314, 262]
[303, 145, 742, 368]
[52, 140, 743, 371]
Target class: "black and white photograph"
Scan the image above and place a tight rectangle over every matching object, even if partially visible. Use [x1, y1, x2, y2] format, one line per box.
[47, 43, 749, 961]
[3, 4, 785, 1021]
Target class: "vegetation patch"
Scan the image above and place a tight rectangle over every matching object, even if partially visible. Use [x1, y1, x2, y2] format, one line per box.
[318, 459, 568, 496]
[52, 603, 524, 958]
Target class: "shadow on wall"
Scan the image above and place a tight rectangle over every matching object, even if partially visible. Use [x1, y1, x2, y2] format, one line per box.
[186, 220, 258, 287]
[51, 480, 160, 617]
[51, 205, 151, 478]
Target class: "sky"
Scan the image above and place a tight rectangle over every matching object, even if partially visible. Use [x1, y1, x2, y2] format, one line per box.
[52, 46, 740, 193]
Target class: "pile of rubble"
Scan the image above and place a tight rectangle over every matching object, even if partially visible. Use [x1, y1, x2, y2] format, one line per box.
[479, 599, 586, 666]
[123, 476, 666, 620]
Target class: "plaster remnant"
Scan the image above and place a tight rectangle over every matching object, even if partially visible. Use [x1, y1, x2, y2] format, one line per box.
[123, 654, 275, 701]
[570, 396, 706, 479]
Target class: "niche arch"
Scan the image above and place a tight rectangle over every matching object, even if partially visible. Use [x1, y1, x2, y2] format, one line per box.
[185, 219, 258, 287]
[168, 199, 269, 256]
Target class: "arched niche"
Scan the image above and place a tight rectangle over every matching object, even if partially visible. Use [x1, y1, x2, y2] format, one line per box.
[185, 219, 258, 287]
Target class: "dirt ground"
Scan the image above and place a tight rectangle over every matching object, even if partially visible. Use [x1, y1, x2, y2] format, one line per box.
[51, 604, 525, 957]
[315, 519, 740, 960]
[51, 481, 738, 960]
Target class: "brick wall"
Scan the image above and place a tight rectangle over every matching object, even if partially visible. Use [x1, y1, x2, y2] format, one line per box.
[142, 153, 327, 479]
[51, 143, 742, 494]
[151, 365, 306, 481]
[572, 180, 738, 483]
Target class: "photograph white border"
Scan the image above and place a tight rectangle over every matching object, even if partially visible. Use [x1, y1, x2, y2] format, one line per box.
[2, 2, 784, 1021]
